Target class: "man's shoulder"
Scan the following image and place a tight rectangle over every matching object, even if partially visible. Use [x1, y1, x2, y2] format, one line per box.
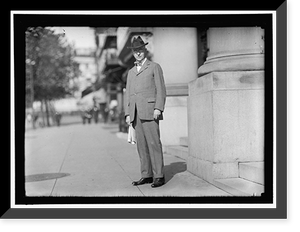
[128, 66, 135, 72]
[128, 60, 161, 73]
[146, 60, 161, 68]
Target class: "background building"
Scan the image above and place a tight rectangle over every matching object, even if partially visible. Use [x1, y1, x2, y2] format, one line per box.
[74, 48, 97, 97]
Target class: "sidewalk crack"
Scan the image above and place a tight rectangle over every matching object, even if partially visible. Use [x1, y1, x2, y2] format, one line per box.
[106, 151, 145, 197]
[49, 130, 75, 196]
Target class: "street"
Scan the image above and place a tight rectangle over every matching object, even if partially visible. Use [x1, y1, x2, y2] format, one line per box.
[25, 115, 230, 197]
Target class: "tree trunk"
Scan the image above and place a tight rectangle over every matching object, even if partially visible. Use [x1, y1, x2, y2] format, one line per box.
[40, 100, 46, 126]
[44, 99, 50, 127]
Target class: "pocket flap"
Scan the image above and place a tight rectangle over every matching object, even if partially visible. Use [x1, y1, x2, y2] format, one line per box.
[147, 98, 156, 103]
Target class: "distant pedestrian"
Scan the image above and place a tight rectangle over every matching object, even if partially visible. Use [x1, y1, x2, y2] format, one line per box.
[97, 87, 108, 123]
[81, 107, 92, 124]
[92, 97, 99, 124]
[26, 113, 32, 123]
[124, 36, 167, 188]
[55, 112, 62, 127]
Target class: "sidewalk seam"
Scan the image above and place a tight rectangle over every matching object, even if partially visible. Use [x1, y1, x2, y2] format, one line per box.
[93, 128, 146, 197]
[49, 129, 75, 196]
[109, 152, 145, 196]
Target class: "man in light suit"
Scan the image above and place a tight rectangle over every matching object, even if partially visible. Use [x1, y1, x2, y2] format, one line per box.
[124, 36, 166, 188]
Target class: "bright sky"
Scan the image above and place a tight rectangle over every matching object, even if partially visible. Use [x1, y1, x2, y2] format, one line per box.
[52, 27, 96, 49]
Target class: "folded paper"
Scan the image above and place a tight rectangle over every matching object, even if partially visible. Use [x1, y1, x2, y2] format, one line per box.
[127, 125, 136, 144]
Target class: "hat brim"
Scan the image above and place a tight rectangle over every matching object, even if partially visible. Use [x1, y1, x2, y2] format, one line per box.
[127, 42, 148, 50]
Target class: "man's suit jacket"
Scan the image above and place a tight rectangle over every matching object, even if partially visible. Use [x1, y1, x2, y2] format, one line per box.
[124, 59, 166, 123]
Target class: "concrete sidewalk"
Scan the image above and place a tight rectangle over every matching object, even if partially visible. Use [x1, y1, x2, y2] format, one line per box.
[25, 120, 231, 197]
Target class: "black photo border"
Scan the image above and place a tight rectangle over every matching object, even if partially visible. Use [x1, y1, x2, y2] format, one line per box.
[1, 2, 288, 220]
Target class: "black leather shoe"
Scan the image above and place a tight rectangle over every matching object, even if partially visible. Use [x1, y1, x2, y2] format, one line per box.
[151, 177, 165, 188]
[132, 177, 153, 186]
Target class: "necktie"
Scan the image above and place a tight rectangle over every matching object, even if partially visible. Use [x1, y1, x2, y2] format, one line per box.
[134, 61, 142, 66]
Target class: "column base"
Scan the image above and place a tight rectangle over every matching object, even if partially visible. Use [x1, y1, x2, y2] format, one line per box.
[187, 156, 239, 184]
[198, 54, 264, 77]
[187, 70, 264, 183]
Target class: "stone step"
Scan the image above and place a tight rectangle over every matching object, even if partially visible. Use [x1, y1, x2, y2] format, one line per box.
[166, 145, 188, 161]
[179, 137, 188, 147]
[213, 178, 264, 196]
[239, 162, 264, 185]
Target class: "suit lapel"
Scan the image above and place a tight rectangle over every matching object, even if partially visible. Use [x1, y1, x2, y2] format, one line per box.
[137, 59, 150, 76]
[132, 66, 138, 75]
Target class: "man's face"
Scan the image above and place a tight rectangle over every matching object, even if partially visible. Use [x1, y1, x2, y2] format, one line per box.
[132, 47, 146, 61]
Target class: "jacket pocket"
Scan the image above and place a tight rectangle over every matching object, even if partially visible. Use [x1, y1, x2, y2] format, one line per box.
[147, 98, 156, 103]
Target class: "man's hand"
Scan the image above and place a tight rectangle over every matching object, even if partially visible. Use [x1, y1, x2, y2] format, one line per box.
[125, 115, 131, 125]
[153, 109, 161, 120]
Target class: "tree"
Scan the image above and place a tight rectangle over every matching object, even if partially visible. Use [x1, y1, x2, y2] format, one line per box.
[26, 27, 81, 126]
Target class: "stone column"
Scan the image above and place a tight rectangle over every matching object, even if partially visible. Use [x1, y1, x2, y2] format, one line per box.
[153, 28, 198, 146]
[187, 27, 265, 183]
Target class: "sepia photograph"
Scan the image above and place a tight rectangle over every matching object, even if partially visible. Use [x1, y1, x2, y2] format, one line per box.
[6, 6, 287, 219]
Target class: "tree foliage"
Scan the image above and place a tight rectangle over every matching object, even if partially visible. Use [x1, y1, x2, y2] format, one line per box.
[25, 27, 80, 107]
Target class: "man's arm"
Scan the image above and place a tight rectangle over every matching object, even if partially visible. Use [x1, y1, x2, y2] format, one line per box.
[153, 63, 166, 112]
[124, 71, 131, 124]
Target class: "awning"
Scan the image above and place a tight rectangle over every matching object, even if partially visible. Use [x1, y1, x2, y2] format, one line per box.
[103, 36, 117, 49]
[103, 66, 127, 84]
[81, 86, 94, 98]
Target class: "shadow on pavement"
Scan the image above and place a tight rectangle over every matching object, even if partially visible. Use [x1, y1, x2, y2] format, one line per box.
[164, 161, 187, 183]
[25, 173, 70, 182]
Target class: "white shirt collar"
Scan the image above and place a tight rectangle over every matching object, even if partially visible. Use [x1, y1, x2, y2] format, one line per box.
[141, 58, 147, 66]
[136, 58, 147, 72]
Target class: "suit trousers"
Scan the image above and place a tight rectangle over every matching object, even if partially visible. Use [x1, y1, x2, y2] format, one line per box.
[133, 109, 164, 179]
